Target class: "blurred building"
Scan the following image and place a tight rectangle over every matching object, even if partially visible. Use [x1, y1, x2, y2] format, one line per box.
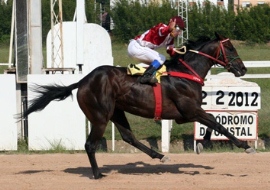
[171, 0, 270, 11]
[189, 0, 228, 9]
[234, 0, 270, 8]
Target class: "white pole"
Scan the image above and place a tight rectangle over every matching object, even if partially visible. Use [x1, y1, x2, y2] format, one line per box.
[8, 0, 15, 68]
[50, 0, 54, 68]
[29, 0, 43, 74]
[76, 0, 85, 69]
[112, 123, 115, 151]
[161, 120, 173, 152]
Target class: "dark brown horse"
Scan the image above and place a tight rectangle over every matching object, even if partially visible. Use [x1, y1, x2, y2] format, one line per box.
[22, 33, 255, 179]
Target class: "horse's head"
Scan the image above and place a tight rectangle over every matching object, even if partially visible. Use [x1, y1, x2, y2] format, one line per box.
[214, 32, 247, 77]
[166, 33, 247, 81]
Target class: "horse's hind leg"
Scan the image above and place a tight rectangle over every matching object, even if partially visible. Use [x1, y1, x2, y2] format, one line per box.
[111, 108, 169, 162]
[84, 123, 107, 179]
[196, 114, 214, 154]
[196, 127, 212, 154]
[77, 95, 109, 179]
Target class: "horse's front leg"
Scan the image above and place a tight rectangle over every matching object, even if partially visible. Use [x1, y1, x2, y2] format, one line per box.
[197, 109, 255, 154]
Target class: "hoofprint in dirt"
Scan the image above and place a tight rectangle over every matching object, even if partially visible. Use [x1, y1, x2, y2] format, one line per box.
[0, 152, 269, 190]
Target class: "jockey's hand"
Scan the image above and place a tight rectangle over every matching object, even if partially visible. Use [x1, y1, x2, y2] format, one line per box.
[167, 46, 175, 57]
[168, 19, 176, 32]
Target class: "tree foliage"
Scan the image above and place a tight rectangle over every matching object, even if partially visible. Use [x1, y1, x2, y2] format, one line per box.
[0, 0, 13, 44]
[234, 5, 270, 43]
[110, 0, 177, 42]
[110, 0, 270, 43]
[0, 0, 269, 44]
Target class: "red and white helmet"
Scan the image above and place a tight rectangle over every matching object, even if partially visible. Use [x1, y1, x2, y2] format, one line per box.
[170, 16, 185, 30]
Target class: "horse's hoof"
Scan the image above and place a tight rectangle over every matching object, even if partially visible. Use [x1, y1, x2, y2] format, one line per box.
[196, 143, 203, 154]
[160, 156, 170, 163]
[245, 147, 256, 154]
[94, 173, 106, 179]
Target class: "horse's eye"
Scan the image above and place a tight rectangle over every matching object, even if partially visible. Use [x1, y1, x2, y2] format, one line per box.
[227, 46, 235, 52]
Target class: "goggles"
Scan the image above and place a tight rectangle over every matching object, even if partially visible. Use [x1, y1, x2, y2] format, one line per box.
[175, 25, 181, 32]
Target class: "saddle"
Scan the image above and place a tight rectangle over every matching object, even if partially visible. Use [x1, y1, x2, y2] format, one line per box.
[127, 63, 167, 83]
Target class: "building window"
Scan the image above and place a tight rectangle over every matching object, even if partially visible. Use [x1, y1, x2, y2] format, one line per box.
[217, 0, 224, 5]
[242, 1, 251, 7]
[170, 0, 177, 8]
[258, 1, 265, 5]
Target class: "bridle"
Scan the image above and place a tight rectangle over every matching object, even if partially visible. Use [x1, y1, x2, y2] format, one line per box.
[168, 38, 240, 86]
[188, 38, 240, 69]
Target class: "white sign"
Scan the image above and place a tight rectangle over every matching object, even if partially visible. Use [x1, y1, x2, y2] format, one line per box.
[0, 74, 17, 150]
[202, 87, 261, 110]
[28, 75, 86, 150]
[194, 111, 258, 140]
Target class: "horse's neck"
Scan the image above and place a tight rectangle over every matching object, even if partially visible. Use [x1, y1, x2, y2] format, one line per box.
[190, 44, 218, 79]
[169, 41, 219, 79]
[184, 58, 213, 79]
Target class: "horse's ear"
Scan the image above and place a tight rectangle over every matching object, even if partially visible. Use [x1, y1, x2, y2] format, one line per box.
[215, 32, 225, 40]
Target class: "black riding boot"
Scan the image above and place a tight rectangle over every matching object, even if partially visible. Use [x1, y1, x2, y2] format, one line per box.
[140, 65, 158, 84]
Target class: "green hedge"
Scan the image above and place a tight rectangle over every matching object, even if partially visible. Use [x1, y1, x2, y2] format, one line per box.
[109, 0, 270, 43]
[0, 0, 269, 44]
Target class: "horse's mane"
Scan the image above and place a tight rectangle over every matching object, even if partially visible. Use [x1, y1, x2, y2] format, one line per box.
[184, 36, 212, 50]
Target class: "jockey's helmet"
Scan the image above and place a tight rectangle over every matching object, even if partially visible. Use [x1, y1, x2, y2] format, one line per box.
[170, 16, 185, 31]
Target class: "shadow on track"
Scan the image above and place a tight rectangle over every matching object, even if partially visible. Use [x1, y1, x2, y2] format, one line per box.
[64, 162, 214, 179]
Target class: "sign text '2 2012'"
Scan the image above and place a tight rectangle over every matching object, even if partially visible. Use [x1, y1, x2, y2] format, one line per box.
[201, 87, 261, 110]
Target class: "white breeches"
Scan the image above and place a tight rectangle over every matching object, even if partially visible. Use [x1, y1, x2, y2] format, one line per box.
[127, 40, 166, 65]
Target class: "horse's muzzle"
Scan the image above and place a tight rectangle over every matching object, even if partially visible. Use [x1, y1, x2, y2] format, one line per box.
[228, 66, 246, 77]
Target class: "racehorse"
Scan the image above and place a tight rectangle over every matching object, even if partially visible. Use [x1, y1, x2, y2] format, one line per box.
[21, 32, 255, 179]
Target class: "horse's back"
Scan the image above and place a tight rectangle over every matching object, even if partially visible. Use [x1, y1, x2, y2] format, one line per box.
[77, 65, 136, 99]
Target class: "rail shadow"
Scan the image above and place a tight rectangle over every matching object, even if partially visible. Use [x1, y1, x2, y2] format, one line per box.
[16, 170, 53, 174]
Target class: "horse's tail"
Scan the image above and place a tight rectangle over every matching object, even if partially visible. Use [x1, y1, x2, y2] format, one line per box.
[21, 82, 79, 119]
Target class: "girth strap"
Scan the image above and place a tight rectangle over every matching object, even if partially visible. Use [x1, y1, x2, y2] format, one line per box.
[153, 83, 162, 120]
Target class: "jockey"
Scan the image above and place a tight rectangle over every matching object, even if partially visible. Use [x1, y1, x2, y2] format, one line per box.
[127, 16, 186, 85]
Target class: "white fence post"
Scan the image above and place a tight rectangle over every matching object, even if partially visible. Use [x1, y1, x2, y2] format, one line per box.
[161, 120, 173, 152]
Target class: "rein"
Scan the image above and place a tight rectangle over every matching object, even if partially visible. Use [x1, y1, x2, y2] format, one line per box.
[166, 60, 204, 86]
[168, 38, 240, 85]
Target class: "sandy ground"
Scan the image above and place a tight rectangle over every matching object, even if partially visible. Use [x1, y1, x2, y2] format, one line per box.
[0, 152, 270, 190]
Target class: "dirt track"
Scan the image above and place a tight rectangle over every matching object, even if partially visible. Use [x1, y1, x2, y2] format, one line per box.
[0, 152, 270, 190]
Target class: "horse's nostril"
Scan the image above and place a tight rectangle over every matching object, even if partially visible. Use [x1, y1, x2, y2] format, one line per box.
[242, 67, 247, 75]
